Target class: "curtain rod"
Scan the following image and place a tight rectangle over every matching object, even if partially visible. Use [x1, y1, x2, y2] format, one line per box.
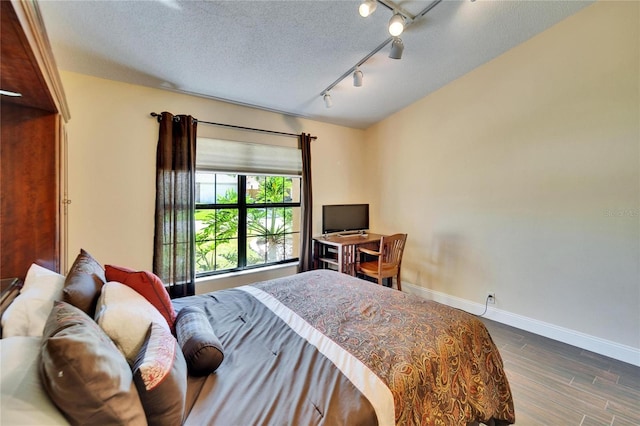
[150, 112, 316, 140]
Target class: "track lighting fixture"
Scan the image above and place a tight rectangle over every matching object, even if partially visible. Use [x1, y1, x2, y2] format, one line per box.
[353, 69, 363, 87]
[389, 37, 404, 59]
[388, 13, 405, 36]
[323, 93, 333, 108]
[320, 0, 442, 109]
[359, 0, 377, 17]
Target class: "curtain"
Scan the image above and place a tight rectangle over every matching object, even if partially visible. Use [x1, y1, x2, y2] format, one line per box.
[297, 133, 313, 272]
[153, 112, 197, 298]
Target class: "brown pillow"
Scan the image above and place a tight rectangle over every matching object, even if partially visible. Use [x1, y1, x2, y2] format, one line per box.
[62, 249, 106, 317]
[133, 322, 187, 425]
[40, 300, 146, 426]
[175, 306, 224, 376]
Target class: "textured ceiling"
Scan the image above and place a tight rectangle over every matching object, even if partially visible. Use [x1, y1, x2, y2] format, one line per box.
[38, 0, 593, 129]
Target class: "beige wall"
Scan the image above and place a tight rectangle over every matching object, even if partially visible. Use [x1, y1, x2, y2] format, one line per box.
[61, 0, 638, 361]
[60, 71, 366, 290]
[365, 1, 639, 354]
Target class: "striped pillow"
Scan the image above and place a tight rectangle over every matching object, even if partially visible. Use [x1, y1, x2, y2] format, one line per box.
[175, 306, 224, 376]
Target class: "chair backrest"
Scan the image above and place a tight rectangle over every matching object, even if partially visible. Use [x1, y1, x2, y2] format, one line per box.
[381, 233, 407, 266]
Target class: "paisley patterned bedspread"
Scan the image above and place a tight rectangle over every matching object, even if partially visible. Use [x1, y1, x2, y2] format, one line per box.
[251, 270, 515, 425]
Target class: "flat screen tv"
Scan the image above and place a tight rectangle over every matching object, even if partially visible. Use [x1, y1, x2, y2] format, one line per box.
[322, 204, 369, 235]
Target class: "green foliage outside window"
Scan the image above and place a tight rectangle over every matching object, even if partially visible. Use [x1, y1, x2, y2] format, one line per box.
[195, 175, 298, 275]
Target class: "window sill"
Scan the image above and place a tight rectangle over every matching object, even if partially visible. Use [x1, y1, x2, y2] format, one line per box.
[195, 263, 298, 294]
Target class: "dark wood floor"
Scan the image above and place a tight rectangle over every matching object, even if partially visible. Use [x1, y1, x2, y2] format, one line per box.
[481, 319, 640, 426]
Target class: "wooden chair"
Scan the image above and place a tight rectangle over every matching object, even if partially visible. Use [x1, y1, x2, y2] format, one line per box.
[356, 233, 407, 291]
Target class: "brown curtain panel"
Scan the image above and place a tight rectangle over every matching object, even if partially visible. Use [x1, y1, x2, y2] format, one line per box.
[153, 112, 197, 298]
[298, 133, 314, 272]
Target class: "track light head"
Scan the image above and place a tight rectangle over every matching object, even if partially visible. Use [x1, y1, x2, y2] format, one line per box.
[359, 0, 377, 17]
[388, 13, 405, 36]
[389, 37, 404, 60]
[353, 69, 363, 87]
[323, 93, 333, 108]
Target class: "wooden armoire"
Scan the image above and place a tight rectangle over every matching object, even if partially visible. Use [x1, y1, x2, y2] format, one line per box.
[1, 0, 70, 280]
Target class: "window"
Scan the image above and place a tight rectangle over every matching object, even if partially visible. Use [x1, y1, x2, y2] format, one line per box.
[195, 136, 303, 276]
[195, 172, 301, 276]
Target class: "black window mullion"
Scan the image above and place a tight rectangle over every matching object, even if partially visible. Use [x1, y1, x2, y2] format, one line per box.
[257, 202, 300, 208]
[213, 173, 221, 272]
[238, 175, 247, 268]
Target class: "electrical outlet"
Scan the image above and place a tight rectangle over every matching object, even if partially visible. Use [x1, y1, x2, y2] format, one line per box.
[487, 292, 495, 304]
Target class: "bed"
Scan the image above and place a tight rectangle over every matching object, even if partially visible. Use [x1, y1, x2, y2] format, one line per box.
[1, 254, 515, 426]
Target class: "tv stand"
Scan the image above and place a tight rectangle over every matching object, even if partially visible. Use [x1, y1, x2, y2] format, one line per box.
[313, 233, 384, 276]
[337, 230, 367, 238]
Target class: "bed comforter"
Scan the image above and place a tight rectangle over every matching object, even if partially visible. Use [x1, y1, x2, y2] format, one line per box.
[173, 270, 515, 425]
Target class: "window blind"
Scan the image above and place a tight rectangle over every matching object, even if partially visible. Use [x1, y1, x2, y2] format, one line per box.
[197, 137, 302, 176]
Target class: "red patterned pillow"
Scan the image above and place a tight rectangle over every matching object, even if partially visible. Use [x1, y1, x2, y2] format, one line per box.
[105, 265, 177, 332]
[133, 322, 187, 425]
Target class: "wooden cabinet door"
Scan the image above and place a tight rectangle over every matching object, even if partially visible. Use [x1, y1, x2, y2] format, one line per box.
[1, 104, 60, 279]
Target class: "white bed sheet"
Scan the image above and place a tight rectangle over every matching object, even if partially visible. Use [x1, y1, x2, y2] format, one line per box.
[1, 336, 69, 425]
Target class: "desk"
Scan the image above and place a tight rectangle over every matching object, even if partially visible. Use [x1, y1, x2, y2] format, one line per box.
[313, 233, 384, 276]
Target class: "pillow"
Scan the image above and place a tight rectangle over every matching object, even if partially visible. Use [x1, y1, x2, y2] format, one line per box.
[1, 336, 69, 425]
[105, 265, 177, 333]
[133, 322, 187, 425]
[1, 263, 64, 337]
[62, 249, 106, 317]
[21, 263, 64, 295]
[175, 306, 224, 376]
[40, 301, 147, 426]
[95, 281, 171, 363]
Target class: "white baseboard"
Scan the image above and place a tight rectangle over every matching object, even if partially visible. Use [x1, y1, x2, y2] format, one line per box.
[402, 282, 640, 367]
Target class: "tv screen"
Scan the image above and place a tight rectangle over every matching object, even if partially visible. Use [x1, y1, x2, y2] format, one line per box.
[322, 204, 369, 234]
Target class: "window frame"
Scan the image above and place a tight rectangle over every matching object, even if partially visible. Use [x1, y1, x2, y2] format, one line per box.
[195, 172, 301, 278]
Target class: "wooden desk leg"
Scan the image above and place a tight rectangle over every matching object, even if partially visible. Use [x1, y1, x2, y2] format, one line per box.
[313, 240, 319, 270]
[344, 244, 355, 276]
